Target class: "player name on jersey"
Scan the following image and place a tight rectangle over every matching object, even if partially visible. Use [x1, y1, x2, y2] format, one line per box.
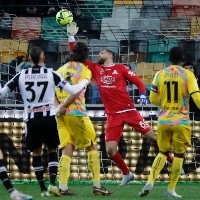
[25, 74, 48, 80]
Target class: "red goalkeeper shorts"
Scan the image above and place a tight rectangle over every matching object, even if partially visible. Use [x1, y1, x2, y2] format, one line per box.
[105, 110, 152, 142]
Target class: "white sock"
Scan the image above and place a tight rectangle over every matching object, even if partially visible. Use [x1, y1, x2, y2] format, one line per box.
[93, 181, 101, 188]
[59, 184, 68, 191]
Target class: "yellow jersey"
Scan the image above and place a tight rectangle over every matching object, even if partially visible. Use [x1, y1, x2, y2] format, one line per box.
[150, 65, 200, 126]
[56, 61, 92, 116]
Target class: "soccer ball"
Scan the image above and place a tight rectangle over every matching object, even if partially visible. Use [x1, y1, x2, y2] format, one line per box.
[56, 9, 73, 26]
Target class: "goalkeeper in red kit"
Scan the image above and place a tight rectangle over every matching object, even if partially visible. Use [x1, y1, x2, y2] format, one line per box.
[64, 22, 158, 186]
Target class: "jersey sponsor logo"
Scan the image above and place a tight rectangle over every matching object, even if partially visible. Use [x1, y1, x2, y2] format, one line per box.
[128, 71, 136, 76]
[27, 106, 50, 113]
[139, 119, 150, 129]
[112, 70, 118, 74]
[100, 69, 104, 74]
[101, 76, 115, 84]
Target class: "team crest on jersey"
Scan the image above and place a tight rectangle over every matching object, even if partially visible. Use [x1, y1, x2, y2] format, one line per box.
[101, 76, 115, 84]
[112, 70, 118, 74]
[100, 69, 104, 74]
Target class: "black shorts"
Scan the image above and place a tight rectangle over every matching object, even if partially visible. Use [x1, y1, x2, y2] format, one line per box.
[25, 116, 59, 152]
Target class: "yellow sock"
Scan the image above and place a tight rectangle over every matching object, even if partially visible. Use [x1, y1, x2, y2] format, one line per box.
[88, 150, 101, 187]
[58, 155, 71, 185]
[148, 153, 167, 184]
[168, 157, 183, 190]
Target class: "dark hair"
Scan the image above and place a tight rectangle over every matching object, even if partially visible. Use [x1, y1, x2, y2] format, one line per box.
[69, 42, 88, 63]
[183, 61, 197, 76]
[29, 46, 43, 65]
[105, 49, 115, 60]
[169, 47, 183, 64]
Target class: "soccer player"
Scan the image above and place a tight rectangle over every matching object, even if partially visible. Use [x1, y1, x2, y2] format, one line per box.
[139, 47, 200, 198]
[0, 148, 33, 200]
[0, 46, 90, 197]
[55, 42, 111, 196]
[66, 22, 157, 186]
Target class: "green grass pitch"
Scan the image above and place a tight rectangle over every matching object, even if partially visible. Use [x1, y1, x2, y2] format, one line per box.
[0, 182, 200, 200]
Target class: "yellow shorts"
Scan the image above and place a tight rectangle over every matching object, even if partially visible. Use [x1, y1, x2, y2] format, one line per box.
[157, 125, 191, 154]
[57, 115, 97, 149]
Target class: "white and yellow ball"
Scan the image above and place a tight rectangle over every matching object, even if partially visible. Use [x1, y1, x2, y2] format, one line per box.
[56, 9, 73, 26]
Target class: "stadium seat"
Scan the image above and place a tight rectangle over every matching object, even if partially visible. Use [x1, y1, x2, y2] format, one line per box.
[160, 19, 190, 39]
[130, 18, 160, 40]
[76, 18, 101, 40]
[41, 17, 68, 42]
[114, 0, 143, 5]
[143, 0, 172, 6]
[100, 17, 130, 41]
[29, 40, 58, 68]
[0, 39, 28, 63]
[173, 0, 200, 6]
[0, 14, 12, 39]
[140, 5, 172, 19]
[11, 17, 41, 40]
[171, 5, 200, 19]
[147, 52, 170, 64]
[190, 17, 200, 39]
[136, 62, 165, 84]
[112, 5, 141, 19]
[148, 39, 178, 53]
[79, 0, 113, 19]
[89, 39, 119, 53]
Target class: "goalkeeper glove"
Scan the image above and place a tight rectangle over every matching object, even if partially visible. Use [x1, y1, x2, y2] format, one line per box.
[67, 22, 79, 36]
[137, 93, 148, 105]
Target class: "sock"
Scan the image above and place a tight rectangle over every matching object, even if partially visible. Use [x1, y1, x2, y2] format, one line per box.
[0, 160, 14, 193]
[48, 152, 59, 186]
[168, 157, 183, 191]
[58, 155, 71, 190]
[87, 150, 101, 188]
[32, 156, 46, 191]
[147, 153, 167, 184]
[111, 152, 129, 175]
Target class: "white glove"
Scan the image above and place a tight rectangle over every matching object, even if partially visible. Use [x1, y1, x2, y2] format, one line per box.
[67, 22, 79, 36]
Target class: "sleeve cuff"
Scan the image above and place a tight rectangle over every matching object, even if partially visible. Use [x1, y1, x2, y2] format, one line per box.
[68, 35, 75, 42]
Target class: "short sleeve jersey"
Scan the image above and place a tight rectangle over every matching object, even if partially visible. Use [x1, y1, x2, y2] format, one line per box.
[151, 65, 199, 126]
[56, 61, 92, 116]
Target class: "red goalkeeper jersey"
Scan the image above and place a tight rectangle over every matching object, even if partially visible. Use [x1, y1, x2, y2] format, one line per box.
[69, 41, 146, 114]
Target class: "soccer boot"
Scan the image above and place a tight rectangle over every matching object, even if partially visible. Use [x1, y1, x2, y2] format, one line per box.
[139, 183, 154, 197]
[59, 188, 76, 196]
[119, 172, 134, 186]
[164, 190, 182, 198]
[47, 184, 61, 197]
[10, 190, 33, 200]
[93, 186, 112, 196]
[41, 190, 50, 197]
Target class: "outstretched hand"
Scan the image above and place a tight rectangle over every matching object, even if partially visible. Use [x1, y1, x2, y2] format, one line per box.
[67, 22, 79, 36]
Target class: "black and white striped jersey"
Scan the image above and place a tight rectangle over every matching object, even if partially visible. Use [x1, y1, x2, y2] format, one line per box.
[6, 66, 63, 121]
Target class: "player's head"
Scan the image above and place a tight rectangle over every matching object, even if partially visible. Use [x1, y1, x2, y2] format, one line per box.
[69, 42, 89, 63]
[183, 61, 196, 75]
[97, 49, 115, 65]
[169, 47, 184, 65]
[29, 46, 45, 66]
